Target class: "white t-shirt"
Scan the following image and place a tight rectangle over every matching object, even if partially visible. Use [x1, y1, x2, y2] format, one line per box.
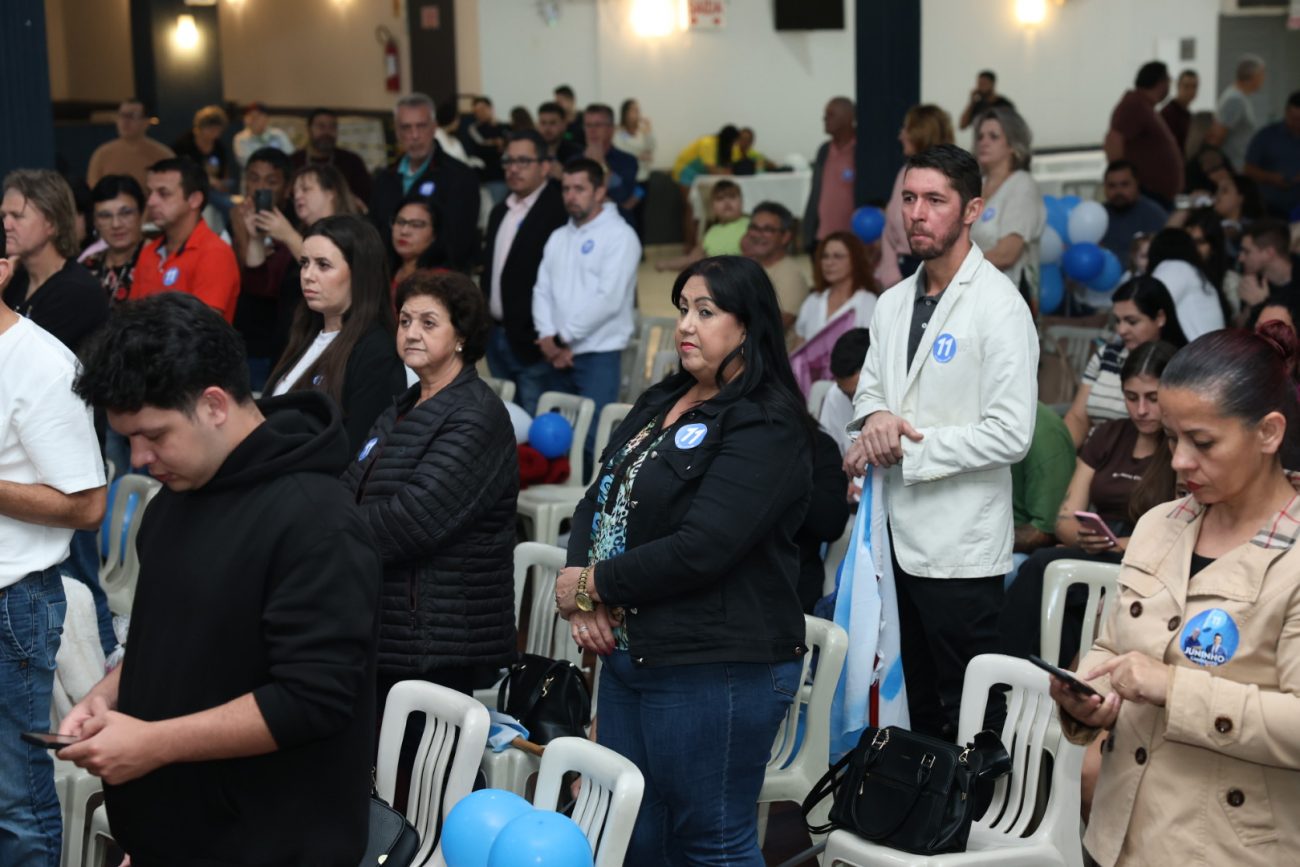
[795, 289, 877, 342]
[818, 386, 854, 457]
[969, 169, 1045, 294]
[0, 318, 106, 587]
[1152, 260, 1224, 341]
[270, 330, 338, 396]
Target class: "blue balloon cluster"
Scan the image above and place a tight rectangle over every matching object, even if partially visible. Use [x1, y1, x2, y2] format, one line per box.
[1040, 193, 1122, 310]
[850, 206, 885, 244]
[528, 412, 574, 460]
[442, 789, 593, 867]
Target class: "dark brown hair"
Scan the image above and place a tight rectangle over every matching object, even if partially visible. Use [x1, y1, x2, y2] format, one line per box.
[394, 270, 490, 364]
[812, 231, 881, 297]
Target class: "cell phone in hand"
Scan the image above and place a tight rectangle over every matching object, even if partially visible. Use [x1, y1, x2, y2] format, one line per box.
[1074, 511, 1120, 547]
[1029, 655, 1100, 698]
[21, 731, 81, 750]
[253, 189, 273, 213]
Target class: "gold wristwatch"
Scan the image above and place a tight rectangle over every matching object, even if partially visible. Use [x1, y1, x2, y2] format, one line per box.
[575, 565, 596, 612]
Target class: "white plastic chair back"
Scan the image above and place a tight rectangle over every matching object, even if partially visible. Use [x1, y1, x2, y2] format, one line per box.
[822, 516, 853, 598]
[807, 379, 833, 418]
[1044, 325, 1107, 383]
[98, 474, 162, 616]
[377, 680, 491, 867]
[623, 315, 678, 402]
[513, 543, 584, 667]
[532, 736, 645, 867]
[535, 391, 596, 486]
[104, 459, 117, 487]
[1041, 559, 1119, 667]
[586, 402, 632, 485]
[482, 375, 516, 404]
[650, 349, 678, 385]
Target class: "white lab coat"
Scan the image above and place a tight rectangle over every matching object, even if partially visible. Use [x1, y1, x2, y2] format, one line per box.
[849, 243, 1038, 578]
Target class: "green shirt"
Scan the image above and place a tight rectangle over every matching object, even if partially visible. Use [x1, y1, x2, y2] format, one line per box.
[1011, 403, 1076, 535]
[702, 217, 749, 256]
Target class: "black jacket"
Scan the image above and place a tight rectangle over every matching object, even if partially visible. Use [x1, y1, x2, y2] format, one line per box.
[795, 429, 851, 612]
[369, 143, 481, 271]
[106, 392, 381, 867]
[802, 140, 831, 250]
[566, 379, 813, 667]
[343, 366, 519, 678]
[480, 179, 568, 362]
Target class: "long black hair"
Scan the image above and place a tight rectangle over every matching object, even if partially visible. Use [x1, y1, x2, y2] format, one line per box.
[267, 215, 394, 406]
[1147, 228, 1233, 327]
[1121, 341, 1179, 521]
[1184, 207, 1229, 291]
[390, 192, 447, 271]
[715, 125, 740, 169]
[1111, 275, 1189, 348]
[664, 256, 812, 436]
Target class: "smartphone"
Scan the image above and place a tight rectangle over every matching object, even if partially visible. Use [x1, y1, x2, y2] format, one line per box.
[1028, 655, 1100, 698]
[21, 731, 80, 750]
[253, 189, 273, 213]
[1074, 511, 1120, 547]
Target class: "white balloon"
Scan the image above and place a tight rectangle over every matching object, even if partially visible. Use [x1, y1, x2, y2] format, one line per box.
[1067, 201, 1109, 245]
[1040, 226, 1065, 264]
[504, 399, 532, 444]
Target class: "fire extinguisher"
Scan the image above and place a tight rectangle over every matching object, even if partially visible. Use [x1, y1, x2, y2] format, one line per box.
[377, 27, 400, 93]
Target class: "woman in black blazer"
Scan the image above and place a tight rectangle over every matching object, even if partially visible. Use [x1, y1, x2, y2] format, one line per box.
[554, 256, 814, 866]
[265, 215, 407, 453]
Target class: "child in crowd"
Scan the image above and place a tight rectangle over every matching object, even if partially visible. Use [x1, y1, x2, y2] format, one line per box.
[654, 180, 748, 271]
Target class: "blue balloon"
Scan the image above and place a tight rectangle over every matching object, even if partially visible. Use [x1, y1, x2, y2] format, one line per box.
[850, 206, 885, 243]
[487, 810, 593, 867]
[1039, 264, 1065, 316]
[443, 789, 535, 867]
[1062, 242, 1105, 282]
[1086, 249, 1124, 294]
[528, 412, 574, 460]
[1060, 194, 1082, 210]
[1043, 197, 1070, 244]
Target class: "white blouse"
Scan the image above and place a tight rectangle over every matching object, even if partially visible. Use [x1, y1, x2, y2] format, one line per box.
[795, 289, 877, 342]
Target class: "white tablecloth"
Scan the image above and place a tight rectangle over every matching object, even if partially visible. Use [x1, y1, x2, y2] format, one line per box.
[689, 170, 812, 226]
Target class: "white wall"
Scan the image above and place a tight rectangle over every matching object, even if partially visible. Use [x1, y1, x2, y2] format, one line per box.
[921, 0, 1221, 150]
[477, 0, 855, 168]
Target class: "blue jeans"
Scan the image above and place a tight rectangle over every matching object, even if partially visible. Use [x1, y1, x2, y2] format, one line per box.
[486, 326, 554, 416]
[0, 567, 66, 867]
[546, 349, 623, 465]
[597, 651, 800, 866]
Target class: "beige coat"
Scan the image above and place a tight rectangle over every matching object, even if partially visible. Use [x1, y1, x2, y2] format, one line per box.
[1062, 482, 1300, 867]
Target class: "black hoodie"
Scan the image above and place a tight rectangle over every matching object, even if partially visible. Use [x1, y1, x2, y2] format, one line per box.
[105, 392, 381, 867]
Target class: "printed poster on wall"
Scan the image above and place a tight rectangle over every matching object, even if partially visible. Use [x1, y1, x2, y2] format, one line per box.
[689, 0, 725, 30]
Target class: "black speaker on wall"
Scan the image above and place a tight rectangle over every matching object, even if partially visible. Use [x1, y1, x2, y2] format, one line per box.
[775, 0, 844, 31]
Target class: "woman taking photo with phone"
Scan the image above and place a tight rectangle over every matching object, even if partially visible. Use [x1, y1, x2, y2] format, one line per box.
[1052, 324, 1300, 866]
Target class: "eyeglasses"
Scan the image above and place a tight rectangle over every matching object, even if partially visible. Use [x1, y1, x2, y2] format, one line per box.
[94, 206, 139, 223]
[500, 156, 544, 168]
[748, 224, 782, 235]
[393, 217, 430, 230]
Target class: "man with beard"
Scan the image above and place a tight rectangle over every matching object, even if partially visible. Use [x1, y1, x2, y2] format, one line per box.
[843, 143, 1038, 741]
[1099, 160, 1168, 262]
[290, 108, 373, 206]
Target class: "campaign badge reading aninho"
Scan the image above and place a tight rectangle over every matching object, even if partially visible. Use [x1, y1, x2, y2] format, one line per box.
[1179, 608, 1240, 667]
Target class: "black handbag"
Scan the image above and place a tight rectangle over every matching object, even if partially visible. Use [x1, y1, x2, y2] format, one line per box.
[802, 726, 1011, 856]
[496, 653, 591, 745]
[362, 795, 420, 867]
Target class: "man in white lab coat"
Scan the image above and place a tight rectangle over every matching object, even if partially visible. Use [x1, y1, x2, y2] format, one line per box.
[844, 144, 1038, 739]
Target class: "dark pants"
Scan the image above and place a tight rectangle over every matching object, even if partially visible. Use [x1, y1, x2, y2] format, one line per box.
[999, 547, 1123, 668]
[890, 539, 1004, 741]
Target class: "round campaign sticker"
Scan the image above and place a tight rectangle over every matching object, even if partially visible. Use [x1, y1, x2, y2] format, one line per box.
[1180, 608, 1240, 667]
[674, 423, 708, 449]
[981, 206, 997, 222]
[357, 437, 378, 462]
[841, 168, 855, 181]
[419, 181, 435, 197]
[931, 333, 957, 364]
[163, 267, 180, 287]
[581, 239, 595, 255]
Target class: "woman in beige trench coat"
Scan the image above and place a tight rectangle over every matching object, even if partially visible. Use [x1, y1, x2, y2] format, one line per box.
[1051, 324, 1300, 867]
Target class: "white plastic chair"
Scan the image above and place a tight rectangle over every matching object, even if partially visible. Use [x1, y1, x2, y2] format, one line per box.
[807, 379, 834, 418]
[1044, 325, 1107, 385]
[97, 474, 162, 616]
[649, 349, 678, 385]
[532, 737, 644, 867]
[59, 762, 101, 867]
[822, 516, 853, 599]
[85, 801, 111, 867]
[518, 402, 629, 545]
[756, 615, 849, 845]
[482, 374, 517, 404]
[822, 653, 1085, 867]
[1041, 559, 1119, 668]
[622, 315, 677, 402]
[377, 680, 491, 867]
[532, 391, 596, 481]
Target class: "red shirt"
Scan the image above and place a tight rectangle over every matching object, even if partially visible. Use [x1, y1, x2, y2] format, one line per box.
[1109, 91, 1183, 203]
[817, 136, 856, 240]
[134, 219, 241, 323]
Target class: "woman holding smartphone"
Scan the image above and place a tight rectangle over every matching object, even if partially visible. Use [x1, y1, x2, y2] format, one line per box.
[1052, 327, 1300, 866]
[1001, 341, 1178, 664]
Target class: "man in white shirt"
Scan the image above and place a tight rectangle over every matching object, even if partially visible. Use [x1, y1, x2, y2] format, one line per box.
[0, 254, 107, 865]
[844, 144, 1038, 740]
[1208, 55, 1266, 172]
[231, 102, 293, 168]
[533, 157, 641, 455]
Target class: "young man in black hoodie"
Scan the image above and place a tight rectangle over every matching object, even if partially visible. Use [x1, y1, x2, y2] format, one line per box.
[59, 292, 382, 867]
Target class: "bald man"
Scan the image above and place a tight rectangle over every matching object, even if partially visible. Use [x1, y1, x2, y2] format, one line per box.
[803, 96, 856, 248]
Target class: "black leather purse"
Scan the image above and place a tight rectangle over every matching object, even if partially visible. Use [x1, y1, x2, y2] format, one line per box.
[362, 795, 420, 867]
[802, 726, 1011, 856]
[497, 653, 591, 745]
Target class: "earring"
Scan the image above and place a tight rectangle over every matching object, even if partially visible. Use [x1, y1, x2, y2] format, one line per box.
[456, 344, 463, 353]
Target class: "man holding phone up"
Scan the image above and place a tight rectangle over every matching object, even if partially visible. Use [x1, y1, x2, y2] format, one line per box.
[843, 144, 1038, 740]
[0, 254, 106, 867]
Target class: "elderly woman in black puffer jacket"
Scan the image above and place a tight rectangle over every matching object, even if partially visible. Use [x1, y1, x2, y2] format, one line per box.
[344, 269, 518, 709]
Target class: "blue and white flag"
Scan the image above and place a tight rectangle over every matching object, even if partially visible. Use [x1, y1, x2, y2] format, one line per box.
[829, 467, 909, 760]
